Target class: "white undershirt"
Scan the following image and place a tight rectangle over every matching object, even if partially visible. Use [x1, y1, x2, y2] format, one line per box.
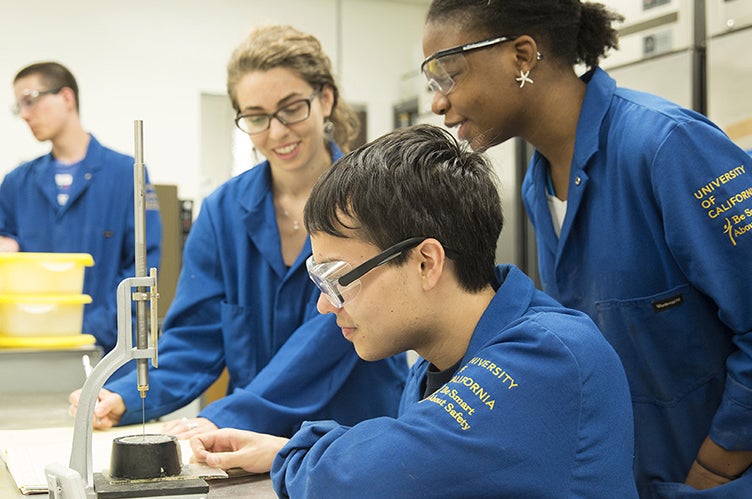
[546, 193, 567, 238]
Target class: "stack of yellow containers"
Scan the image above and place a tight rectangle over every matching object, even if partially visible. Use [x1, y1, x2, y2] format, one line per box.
[0, 253, 95, 348]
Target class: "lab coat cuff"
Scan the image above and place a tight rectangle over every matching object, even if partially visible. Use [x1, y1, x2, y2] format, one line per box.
[710, 374, 752, 450]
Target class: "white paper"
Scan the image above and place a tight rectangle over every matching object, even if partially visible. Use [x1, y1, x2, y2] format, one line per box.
[0, 423, 225, 495]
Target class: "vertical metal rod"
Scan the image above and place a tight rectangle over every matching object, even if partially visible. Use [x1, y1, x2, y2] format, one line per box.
[692, 0, 707, 115]
[134, 121, 149, 414]
[134, 121, 146, 278]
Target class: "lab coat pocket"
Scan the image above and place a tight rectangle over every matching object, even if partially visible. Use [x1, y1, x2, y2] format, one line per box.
[594, 283, 733, 406]
[220, 301, 259, 387]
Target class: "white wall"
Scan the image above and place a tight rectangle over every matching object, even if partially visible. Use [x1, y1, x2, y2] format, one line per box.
[0, 0, 430, 204]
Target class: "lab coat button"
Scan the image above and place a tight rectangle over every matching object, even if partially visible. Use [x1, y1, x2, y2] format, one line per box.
[575, 176, 581, 186]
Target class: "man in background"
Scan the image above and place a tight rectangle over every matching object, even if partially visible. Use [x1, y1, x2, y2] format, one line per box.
[0, 61, 162, 353]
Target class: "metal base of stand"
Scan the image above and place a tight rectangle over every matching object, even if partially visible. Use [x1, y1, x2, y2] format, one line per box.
[92, 473, 208, 499]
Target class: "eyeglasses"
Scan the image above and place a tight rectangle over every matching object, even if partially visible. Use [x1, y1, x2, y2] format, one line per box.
[235, 91, 319, 135]
[11, 87, 63, 115]
[306, 237, 429, 308]
[421, 36, 517, 95]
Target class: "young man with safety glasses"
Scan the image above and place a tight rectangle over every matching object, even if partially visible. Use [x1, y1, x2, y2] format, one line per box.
[190, 124, 638, 497]
[1, 61, 162, 355]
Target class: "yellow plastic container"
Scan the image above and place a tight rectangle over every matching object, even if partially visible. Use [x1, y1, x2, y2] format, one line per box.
[0, 252, 94, 295]
[0, 294, 92, 337]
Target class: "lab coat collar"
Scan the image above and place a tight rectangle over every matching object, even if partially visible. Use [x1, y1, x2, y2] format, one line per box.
[240, 141, 342, 279]
[33, 134, 104, 215]
[526, 67, 615, 256]
[462, 264, 536, 359]
[557, 67, 615, 245]
[240, 162, 294, 278]
[573, 67, 615, 168]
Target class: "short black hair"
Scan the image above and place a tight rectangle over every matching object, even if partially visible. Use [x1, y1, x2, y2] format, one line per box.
[304, 124, 503, 292]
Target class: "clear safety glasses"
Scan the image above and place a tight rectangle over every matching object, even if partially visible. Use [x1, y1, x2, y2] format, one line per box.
[306, 237, 428, 308]
[421, 36, 517, 95]
[11, 87, 63, 115]
[235, 90, 319, 135]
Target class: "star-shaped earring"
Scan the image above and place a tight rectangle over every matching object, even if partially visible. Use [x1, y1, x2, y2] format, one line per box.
[516, 69, 533, 88]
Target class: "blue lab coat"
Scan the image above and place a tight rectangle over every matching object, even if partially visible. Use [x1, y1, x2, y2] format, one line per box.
[106, 144, 407, 434]
[271, 265, 637, 498]
[0, 135, 162, 351]
[522, 67, 752, 497]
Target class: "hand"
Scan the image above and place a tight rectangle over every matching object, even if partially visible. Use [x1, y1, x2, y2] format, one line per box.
[190, 428, 289, 474]
[0, 236, 19, 252]
[162, 417, 218, 440]
[68, 388, 126, 429]
[685, 459, 732, 489]
[685, 436, 752, 490]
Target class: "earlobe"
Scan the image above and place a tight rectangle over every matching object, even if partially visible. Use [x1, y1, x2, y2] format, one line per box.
[512, 35, 542, 88]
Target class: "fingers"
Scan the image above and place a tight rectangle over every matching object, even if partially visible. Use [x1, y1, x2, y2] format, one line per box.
[67, 388, 107, 427]
[68, 389, 82, 417]
[68, 388, 125, 429]
[189, 430, 232, 469]
[189, 429, 247, 470]
[189, 432, 213, 464]
[163, 417, 218, 440]
[92, 390, 125, 429]
[189, 429, 288, 474]
[68, 388, 82, 406]
[203, 448, 237, 470]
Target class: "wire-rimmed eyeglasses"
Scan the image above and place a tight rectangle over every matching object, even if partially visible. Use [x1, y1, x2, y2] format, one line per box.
[235, 90, 319, 135]
[11, 87, 63, 115]
[421, 36, 517, 95]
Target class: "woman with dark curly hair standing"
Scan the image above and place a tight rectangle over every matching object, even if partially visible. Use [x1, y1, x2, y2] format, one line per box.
[421, 1, 752, 496]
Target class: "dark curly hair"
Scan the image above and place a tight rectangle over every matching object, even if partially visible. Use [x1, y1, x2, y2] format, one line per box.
[227, 24, 360, 151]
[426, 0, 624, 69]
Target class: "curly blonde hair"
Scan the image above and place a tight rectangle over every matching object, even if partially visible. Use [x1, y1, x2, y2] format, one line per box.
[227, 24, 360, 152]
